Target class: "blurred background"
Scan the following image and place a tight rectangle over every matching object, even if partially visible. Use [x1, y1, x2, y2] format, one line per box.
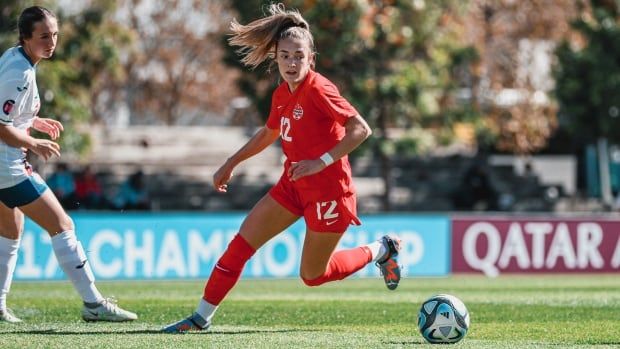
[1, 0, 619, 214]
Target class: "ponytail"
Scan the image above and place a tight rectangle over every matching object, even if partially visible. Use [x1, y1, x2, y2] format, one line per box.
[229, 3, 314, 69]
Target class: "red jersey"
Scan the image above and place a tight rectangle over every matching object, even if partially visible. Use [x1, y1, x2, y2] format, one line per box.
[266, 70, 359, 198]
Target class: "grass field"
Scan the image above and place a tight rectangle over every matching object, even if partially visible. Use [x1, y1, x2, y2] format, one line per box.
[0, 275, 619, 348]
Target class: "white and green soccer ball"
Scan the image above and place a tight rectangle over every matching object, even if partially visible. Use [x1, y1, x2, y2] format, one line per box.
[417, 294, 470, 344]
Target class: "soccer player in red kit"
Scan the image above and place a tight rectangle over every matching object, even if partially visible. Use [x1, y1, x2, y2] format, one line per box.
[163, 3, 401, 333]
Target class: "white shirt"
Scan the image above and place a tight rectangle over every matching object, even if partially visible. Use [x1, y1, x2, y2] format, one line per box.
[0, 46, 40, 189]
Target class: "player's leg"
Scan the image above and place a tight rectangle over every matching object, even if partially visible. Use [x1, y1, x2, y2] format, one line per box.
[299, 229, 372, 285]
[0, 202, 23, 323]
[299, 193, 402, 289]
[19, 187, 137, 321]
[298, 192, 372, 285]
[201, 194, 299, 316]
[163, 193, 300, 333]
[300, 232, 402, 289]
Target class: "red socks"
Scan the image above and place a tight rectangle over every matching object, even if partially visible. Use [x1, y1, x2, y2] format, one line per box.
[203, 235, 373, 303]
[203, 234, 255, 305]
[301, 246, 372, 286]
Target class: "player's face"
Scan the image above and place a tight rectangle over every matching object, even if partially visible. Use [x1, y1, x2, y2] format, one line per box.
[276, 37, 313, 92]
[23, 17, 58, 64]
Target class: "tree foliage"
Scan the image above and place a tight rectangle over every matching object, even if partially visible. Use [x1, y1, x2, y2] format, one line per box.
[463, 0, 583, 154]
[554, 0, 620, 143]
[119, 0, 240, 126]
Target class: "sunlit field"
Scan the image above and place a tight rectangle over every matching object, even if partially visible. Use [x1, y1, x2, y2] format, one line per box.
[1, 275, 619, 348]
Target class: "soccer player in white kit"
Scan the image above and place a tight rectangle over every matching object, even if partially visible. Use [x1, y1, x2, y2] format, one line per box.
[0, 6, 137, 323]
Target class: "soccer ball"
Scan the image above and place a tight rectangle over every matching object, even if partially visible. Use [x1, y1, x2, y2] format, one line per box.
[417, 294, 470, 344]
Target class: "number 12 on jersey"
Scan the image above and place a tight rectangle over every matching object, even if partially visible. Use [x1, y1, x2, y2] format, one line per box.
[280, 117, 292, 142]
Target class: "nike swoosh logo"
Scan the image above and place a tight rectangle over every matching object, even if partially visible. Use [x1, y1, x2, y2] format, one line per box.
[325, 220, 338, 226]
[76, 260, 87, 269]
[215, 264, 231, 273]
[277, 105, 283, 109]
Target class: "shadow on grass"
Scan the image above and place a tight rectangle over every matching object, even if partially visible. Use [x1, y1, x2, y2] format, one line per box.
[385, 340, 620, 346]
[384, 340, 426, 345]
[0, 328, 317, 336]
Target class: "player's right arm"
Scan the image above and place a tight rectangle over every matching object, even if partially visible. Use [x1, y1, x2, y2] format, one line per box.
[212, 126, 279, 192]
[0, 125, 60, 160]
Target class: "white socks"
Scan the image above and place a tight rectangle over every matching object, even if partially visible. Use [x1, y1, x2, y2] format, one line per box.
[365, 239, 388, 262]
[0, 236, 20, 311]
[196, 298, 218, 327]
[51, 231, 103, 304]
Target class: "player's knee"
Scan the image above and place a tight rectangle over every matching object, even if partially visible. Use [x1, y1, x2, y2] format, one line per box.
[58, 214, 74, 232]
[0, 215, 22, 239]
[301, 274, 324, 287]
[0, 224, 22, 240]
[47, 214, 74, 235]
[300, 268, 326, 287]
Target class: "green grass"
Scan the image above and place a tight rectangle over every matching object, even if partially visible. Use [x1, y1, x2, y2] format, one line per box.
[1, 275, 619, 348]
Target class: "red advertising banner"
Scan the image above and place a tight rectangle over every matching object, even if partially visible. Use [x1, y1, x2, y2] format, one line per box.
[452, 217, 620, 275]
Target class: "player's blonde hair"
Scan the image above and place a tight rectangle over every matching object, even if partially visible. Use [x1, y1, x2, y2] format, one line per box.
[229, 3, 315, 69]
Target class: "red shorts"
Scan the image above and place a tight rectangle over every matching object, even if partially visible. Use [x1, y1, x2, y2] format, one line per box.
[269, 174, 361, 233]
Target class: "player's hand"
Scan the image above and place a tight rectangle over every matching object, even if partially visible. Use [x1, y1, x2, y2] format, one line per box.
[32, 117, 64, 140]
[30, 139, 60, 161]
[213, 162, 234, 193]
[288, 159, 325, 181]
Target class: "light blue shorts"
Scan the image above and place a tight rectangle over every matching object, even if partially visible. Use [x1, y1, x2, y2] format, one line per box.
[0, 174, 49, 208]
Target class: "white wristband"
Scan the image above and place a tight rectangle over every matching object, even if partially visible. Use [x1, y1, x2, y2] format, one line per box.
[319, 152, 334, 166]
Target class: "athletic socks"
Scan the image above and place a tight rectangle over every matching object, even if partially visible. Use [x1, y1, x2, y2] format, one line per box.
[301, 246, 373, 286]
[365, 238, 388, 262]
[194, 298, 217, 328]
[0, 236, 19, 311]
[202, 234, 256, 306]
[51, 231, 103, 304]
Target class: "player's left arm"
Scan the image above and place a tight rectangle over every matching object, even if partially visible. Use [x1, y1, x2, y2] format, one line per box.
[289, 114, 371, 181]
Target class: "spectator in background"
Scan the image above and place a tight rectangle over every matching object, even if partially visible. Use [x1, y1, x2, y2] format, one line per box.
[516, 160, 542, 199]
[114, 170, 150, 210]
[74, 165, 106, 209]
[46, 162, 76, 209]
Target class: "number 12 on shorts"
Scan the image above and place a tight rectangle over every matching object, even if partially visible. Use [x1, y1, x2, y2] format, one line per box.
[316, 200, 339, 221]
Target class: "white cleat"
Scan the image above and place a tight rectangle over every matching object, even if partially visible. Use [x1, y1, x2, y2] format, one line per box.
[81, 298, 138, 322]
[0, 308, 22, 323]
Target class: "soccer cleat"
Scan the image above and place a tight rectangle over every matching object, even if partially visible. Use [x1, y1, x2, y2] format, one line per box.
[162, 313, 209, 333]
[375, 235, 402, 290]
[0, 308, 22, 323]
[81, 298, 138, 322]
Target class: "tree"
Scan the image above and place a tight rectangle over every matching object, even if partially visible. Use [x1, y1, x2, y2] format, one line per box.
[554, 0, 619, 206]
[463, 0, 583, 154]
[332, 0, 473, 210]
[119, 0, 240, 125]
[554, 0, 619, 144]
[0, 0, 22, 49]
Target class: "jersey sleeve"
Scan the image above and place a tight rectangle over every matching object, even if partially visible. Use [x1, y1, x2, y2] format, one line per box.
[0, 70, 31, 126]
[313, 82, 358, 126]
